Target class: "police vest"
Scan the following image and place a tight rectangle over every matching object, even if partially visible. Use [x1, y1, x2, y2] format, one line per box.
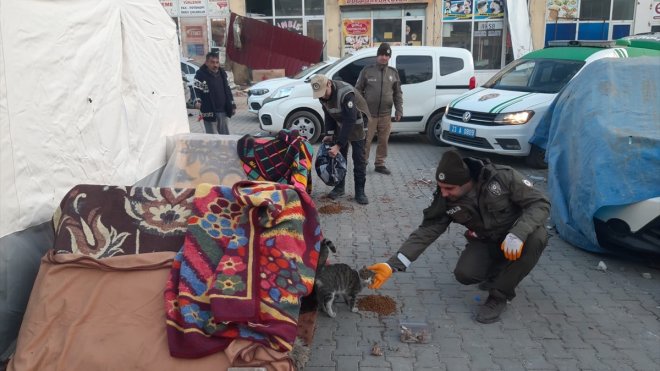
[323, 81, 371, 139]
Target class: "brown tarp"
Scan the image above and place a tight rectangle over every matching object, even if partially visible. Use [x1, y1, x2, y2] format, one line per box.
[227, 13, 324, 76]
[8, 251, 293, 371]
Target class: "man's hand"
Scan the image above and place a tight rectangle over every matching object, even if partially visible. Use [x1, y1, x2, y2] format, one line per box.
[394, 113, 402, 122]
[322, 135, 334, 143]
[328, 144, 340, 158]
[194, 101, 201, 110]
[367, 263, 392, 289]
[500, 233, 524, 260]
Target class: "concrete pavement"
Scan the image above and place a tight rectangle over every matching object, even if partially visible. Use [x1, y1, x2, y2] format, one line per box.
[190, 101, 660, 371]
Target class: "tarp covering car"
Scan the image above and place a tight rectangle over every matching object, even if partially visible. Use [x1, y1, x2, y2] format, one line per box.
[530, 57, 660, 253]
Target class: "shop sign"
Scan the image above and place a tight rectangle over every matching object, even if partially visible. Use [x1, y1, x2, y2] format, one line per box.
[159, 0, 179, 17]
[277, 19, 303, 34]
[477, 22, 503, 30]
[443, 0, 504, 21]
[546, 0, 577, 21]
[343, 19, 372, 55]
[208, 0, 229, 17]
[180, 0, 207, 16]
[339, 0, 428, 5]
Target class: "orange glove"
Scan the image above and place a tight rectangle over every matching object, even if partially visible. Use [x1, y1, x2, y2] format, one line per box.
[367, 263, 393, 289]
[500, 233, 524, 260]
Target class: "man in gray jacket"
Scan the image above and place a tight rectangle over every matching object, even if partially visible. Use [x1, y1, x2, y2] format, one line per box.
[355, 43, 403, 175]
[368, 150, 550, 323]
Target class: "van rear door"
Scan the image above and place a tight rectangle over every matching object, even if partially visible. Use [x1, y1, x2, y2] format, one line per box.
[435, 50, 474, 111]
[393, 50, 435, 130]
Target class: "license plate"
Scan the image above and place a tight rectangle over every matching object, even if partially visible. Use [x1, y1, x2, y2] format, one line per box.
[449, 124, 476, 138]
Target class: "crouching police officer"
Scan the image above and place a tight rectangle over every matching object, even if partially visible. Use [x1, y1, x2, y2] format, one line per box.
[368, 150, 550, 323]
[310, 74, 371, 205]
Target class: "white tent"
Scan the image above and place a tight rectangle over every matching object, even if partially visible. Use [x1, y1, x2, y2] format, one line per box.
[0, 0, 189, 358]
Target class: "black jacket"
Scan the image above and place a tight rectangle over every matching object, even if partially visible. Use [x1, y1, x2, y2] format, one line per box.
[194, 64, 234, 121]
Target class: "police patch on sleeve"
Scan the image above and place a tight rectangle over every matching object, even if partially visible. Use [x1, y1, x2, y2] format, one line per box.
[488, 181, 502, 196]
[522, 179, 533, 187]
[347, 101, 354, 108]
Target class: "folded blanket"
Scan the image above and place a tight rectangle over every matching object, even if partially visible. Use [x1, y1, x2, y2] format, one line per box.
[237, 130, 314, 194]
[52, 185, 195, 258]
[165, 181, 322, 358]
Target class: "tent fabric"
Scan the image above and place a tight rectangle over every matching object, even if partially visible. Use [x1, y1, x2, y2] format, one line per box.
[530, 57, 660, 253]
[0, 0, 189, 238]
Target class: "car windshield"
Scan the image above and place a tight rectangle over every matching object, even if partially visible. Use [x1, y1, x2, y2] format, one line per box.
[483, 58, 585, 94]
[293, 61, 328, 79]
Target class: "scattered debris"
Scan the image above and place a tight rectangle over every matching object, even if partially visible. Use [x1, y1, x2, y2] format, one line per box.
[641, 272, 652, 279]
[370, 342, 383, 356]
[596, 261, 607, 271]
[399, 323, 431, 343]
[356, 295, 397, 316]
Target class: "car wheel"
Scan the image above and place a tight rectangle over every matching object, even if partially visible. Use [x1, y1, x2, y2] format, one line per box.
[526, 144, 548, 169]
[426, 111, 450, 146]
[286, 111, 322, 143]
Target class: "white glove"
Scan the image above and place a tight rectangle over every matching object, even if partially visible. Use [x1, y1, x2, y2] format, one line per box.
[500, 233, 524, 261]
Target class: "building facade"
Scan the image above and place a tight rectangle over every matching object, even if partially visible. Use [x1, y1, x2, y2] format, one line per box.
[163, 0, 658, 75]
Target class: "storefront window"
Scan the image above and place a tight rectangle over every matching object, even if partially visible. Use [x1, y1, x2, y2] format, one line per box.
[245, 0, 323, 39]
[276, 18, 304, 34]
[210, 18, 226, 48]
[611, 0, 634, 20]
[305, 0, 324, 16]
[472, 21, 503, 70]
[275, 0, 302, 16]
[246, 0, 272, 17]
[442, 22, 472, 50]
[180, 17, 208, 65]
[579, 0, 611, 20]
[373, 19, 402, 44]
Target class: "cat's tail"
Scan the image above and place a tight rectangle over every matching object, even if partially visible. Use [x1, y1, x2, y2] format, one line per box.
[316, 238, 336, 273]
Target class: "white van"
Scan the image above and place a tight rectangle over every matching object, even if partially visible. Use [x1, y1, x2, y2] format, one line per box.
[258, 46, 476, 143]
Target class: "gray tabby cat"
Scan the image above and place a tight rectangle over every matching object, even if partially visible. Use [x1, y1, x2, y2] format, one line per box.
[314, 239, 375, 318]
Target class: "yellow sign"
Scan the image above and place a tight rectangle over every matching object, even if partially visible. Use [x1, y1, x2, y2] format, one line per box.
[339, 0, 428, 5]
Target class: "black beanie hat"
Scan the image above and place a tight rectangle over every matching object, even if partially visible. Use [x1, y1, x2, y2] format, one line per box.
[377, 43, 392, 56]
[435, 150, 471, 185]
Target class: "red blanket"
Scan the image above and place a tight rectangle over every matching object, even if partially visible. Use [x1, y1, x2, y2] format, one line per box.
[165, 181, 322, 358]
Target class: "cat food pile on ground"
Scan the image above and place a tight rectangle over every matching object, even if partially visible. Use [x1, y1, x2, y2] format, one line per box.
[318, 203, 352, 214]
[356, 295, 397, 315]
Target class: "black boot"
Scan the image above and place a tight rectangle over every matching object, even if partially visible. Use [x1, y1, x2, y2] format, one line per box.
[327, 185, 345, 200]
[476, 293, 507, 324]
[354, 185, 369, 205]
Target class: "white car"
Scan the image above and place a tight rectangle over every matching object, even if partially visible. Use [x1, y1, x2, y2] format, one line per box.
[258, 46, 476, 143]
[440, 40, 659, 168]
[180, 58, 199, 103]
[247, 59, 336, 114]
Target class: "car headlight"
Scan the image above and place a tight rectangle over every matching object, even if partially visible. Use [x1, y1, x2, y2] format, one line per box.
[494, 110, 534, 125]
[249, 88, 269, 96]
[271, 87, 294, 99]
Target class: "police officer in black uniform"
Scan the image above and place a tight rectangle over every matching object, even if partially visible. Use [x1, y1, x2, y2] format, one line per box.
[368, 150, 551, 323]
[310, 74, 371, 205]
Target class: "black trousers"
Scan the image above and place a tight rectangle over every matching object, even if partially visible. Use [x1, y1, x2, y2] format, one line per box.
[453, 226, 548, 300]
[335, 138, 367, 190]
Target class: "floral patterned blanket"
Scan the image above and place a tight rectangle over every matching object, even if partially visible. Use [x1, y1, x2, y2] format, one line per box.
[237, 130, 314, 194]
[165, 181, 322, 358]
[53, 185, 195, 258]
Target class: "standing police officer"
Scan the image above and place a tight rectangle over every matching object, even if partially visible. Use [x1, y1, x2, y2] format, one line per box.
[310, 74, 370, 205]
[368, 150, 550, 323]
[355, 42, 403, 175]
